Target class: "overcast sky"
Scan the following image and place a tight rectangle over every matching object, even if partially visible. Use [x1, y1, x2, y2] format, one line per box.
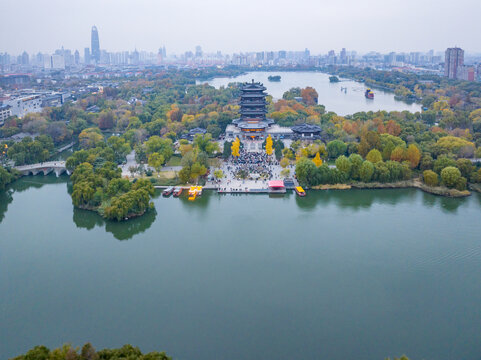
[1, 0, 480, 55]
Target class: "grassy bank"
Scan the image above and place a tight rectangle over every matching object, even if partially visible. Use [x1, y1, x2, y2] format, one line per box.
[311, 179, 470, 198]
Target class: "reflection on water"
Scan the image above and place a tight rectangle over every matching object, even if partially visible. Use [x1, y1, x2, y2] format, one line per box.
[0, 189, 13, 223]
[0, 176, 477, 236]
[0, 175, 69, 224]
[73, 207, 157, 241]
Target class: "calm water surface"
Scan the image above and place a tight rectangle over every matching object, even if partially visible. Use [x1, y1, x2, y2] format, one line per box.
[1, 176, 481, 360]
[198, 71, 422, 116]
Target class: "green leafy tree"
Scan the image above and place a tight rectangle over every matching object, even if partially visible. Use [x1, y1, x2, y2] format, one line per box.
[433, 155, 457, 174]
[366, 149, 382, 163]
[349, 154, 363, 180]
[295, 157, 318, 186]
[327, 140, 347, 159]
[222, 141, 232, 159]
[335, 155, 351, 178]
[423, 170, 439, 187]
[359, 161, 374, 182]
[107, 136, 131, 164]
[440, 166, 461, 188]
[148, 152, 165, 173]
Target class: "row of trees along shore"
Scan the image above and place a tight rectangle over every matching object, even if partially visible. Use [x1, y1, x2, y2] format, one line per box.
[11, 343, 410, 360]
[10, 343, 170, 360]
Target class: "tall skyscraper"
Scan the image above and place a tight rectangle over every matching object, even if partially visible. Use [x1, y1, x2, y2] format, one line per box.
[91, 26, 100, 64]
[84, 48, 91, 65]
[444, 47, 464, 79]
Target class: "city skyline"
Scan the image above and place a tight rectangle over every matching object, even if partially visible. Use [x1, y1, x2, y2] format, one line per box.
[1, 0, 481, 55]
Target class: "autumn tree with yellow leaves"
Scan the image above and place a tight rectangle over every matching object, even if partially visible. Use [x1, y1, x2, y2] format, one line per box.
[265, 135, 273, 156]
[312, 152, 323, 167]
[231, 137, 240, 157]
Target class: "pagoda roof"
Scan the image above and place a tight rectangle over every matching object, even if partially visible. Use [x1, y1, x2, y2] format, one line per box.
[291, 123, 322, 133]
[241, 79, 266, 91]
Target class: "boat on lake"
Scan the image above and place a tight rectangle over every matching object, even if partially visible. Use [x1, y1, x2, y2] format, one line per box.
[365, 89, 374, 99]
[188, 186, 203, 201]
[173, 187, 183, 197]
[162, 186, 174, 197]
[295, 186, 306, 197]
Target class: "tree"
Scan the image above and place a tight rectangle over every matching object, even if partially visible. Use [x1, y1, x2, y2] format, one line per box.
[359, 161, 374, 182]
[312, 152, 323, 167]
[107, 136, 131, 164]
[222, 141, 232, 159]
[282, 148, 294, 160]
[420, 155, 433, 171]
[440, 166, 461, 188]
[178, 166, 191, 184]
[144, 136, 173, 162]
[213, 169, 224, 179]
[280, 168, 290, 178]
[455, 158, 475, 178]
[300, 87, 318, 105]
[366, 149, 382, 163]
[148, 152, 165, 173]
[231, 137, 240, 157]
[79, 128, 104, 149]
[71, 181, 95, 207]
[98, 110, 116, 130]
[335, 155, 351, 178]
[435, 136, 475, 157]
[423, 170, 438, 187]
[193, 133, 218, 155]
[433, 155, 457, 174]
[405, 144, 421, 168]
[295, 157, 318, 186]
[327, 140, 347, 159]
[280, 157, 289, 168]
[390, 146, 406, 162]
[349, 154, 364, 180]
[265, 135, 273, 156]
[80, 342, 98, 360]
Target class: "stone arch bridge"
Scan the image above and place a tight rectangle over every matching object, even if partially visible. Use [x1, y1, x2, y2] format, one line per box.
[15, 161, 70, 177]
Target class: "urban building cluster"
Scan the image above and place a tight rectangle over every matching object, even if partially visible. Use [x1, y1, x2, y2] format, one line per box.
[1, 27, 481, 95]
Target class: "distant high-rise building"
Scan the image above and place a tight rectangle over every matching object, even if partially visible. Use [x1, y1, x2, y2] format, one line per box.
[51, 54, 65, 69]
[21, 51, 29, 65]
[195, 45, 203, 58]
[340, 48, 347, 64]
[74, 50, 80, 65]
[91, 26, 100, 63]
[444, 47, 464, 79]
[84, 47, 91, 64]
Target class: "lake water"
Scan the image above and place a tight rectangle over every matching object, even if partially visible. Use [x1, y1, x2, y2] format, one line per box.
[198, 71, 422, 116]
[1, 177, 481, 360]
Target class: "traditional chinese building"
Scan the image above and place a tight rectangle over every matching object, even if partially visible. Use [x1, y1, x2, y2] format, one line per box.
[226, 80, 292, 140]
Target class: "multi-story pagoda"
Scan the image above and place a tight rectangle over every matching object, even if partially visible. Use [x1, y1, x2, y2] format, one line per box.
[231, 80, 274, 135]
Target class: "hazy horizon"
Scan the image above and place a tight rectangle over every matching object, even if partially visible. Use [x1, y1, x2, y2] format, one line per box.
[1, 0, 481, 55]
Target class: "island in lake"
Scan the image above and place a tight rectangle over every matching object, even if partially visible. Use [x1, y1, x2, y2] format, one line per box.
[267, 75, 281, 82]
[329, 75, 340, 82]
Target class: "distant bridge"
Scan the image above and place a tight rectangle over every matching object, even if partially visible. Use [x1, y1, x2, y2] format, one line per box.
[14, 161, 70, 177]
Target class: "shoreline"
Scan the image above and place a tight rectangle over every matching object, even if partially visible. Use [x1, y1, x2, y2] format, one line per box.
[311, 179, 471, 198]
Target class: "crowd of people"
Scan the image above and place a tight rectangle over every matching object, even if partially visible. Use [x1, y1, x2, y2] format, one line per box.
[229, 149, 277, 180]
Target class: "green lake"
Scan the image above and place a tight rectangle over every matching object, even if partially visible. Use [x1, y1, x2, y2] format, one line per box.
[1, 176, 481, 360]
